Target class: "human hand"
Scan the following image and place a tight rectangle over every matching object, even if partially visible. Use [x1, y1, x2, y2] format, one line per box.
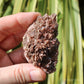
[0, 12, 46, 84]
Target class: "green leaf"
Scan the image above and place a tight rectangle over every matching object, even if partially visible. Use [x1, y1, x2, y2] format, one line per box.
[0, 0, 4, 17]
[3, 5, 12, 16]
[69, 0, 83, 84]
[13, 0, 23, 14]
[82, 38, 84, 48]
[54, 20, 62, 84]
[47, 73, 54, 84]
[48, 0, 58, 14]
[37, 0, 48, 15]
[62, 0, 69, 83]
[25, 0, 37, 12]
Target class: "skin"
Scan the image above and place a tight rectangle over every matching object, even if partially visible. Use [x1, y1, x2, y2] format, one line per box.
[0, 12, 46, 84]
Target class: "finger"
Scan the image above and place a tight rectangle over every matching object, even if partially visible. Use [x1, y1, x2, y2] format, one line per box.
[0, 48, 13, 67]
[0, 12, 40, 50]
[8, 47, 27, 64]
[0, 64, 46, 84]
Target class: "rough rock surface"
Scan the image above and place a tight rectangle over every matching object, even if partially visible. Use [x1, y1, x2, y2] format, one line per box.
[22, 14, 60, 74]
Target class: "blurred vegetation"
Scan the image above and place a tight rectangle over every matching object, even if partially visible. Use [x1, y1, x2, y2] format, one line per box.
[0, 0, 83, 84]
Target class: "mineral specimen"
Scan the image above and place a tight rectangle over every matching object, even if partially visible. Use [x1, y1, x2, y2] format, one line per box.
[22, 14, 59, 74]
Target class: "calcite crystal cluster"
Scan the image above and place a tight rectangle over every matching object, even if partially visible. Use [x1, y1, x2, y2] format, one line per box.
[22, 14, 59, 73]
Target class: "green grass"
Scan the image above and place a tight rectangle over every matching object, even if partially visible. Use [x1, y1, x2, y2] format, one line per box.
[0, 0, 83, 84]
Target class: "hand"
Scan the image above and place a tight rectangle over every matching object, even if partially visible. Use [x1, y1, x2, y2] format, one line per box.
[0, 12, 46, 84]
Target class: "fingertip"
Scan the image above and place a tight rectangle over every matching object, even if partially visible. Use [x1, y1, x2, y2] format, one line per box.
[38, 68, 46, 81]
[30, 68, 46, 82]
[29, 64, 46, 81]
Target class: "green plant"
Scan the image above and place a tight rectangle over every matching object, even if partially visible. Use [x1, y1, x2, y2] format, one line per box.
[0, 0, 83, 84]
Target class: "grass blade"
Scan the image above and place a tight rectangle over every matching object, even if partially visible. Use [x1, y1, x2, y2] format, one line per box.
[54, 20, 62, 84]
[25, 0, 37, 12]
[69, 0, 83, 84]
[13, 0, 23, 14]
[47, 73, 54, 84]
[3, 5, 12, 16]
[37, 0, 48, 15]
[67, 10, 74, 84]
[21, 0, 26, 11]
[62, 0, 70, 83]
[82, 38, 84, 48]
[48, 0, 57, 14]
[0, 0, 4, 17]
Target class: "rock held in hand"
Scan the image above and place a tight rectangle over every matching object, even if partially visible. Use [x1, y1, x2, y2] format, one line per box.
[22, 14, 60, 74]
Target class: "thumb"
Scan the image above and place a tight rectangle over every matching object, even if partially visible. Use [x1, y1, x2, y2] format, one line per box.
[0, 64, 46, 84]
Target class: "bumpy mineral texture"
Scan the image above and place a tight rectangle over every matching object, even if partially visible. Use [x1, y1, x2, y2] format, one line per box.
[22, 14, 60, 74]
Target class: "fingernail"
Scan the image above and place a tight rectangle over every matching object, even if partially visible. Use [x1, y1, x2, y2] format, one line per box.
[30, 70, 43, 81]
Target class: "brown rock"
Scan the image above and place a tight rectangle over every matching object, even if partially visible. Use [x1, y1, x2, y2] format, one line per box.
[22, 14, 60, 74]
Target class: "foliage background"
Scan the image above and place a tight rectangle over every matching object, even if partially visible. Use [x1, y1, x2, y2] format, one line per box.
[0, 0, 83, 84]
